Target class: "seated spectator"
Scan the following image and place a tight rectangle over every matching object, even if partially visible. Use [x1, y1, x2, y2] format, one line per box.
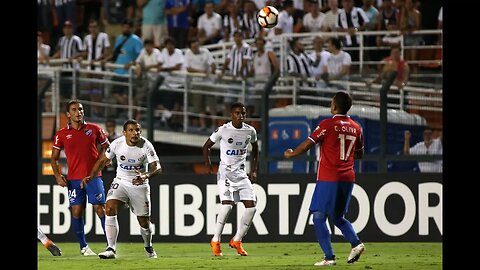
[197, 1, 223, 45]
[321, 37, 351, 89]
[403, 127, 442, 173]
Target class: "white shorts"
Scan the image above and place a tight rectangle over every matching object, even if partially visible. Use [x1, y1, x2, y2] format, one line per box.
[106, 177, 151, 216]
[217, 167, 256, 203]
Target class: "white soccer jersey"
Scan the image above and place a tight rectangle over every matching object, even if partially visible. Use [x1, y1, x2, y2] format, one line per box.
[105, 136, 159, 181]
[210, 122, 257, 171]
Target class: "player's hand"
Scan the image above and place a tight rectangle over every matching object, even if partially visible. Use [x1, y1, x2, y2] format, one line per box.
[205, 163, 214, 174]
[284, 148, 294, 158]
[55, 175, 68, 187]
[80, 176, 91, 189]
[132, 169, 148, 186]
[248, 171, 257, 183]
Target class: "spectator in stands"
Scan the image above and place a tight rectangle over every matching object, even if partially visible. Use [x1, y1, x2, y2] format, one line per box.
[321, 37, 351, 90]
[197, 1, 223, 45]
[83, 19, 111, 118]
[375, 0, 400, 60]
[241, 0, 260, 39]
[51, 21, 86, 101]
[76, 0, 102, 36]
[157, 37, 186, 130]
[322, 0, 339, 32]
[38, 32, 51, 67]
[272, 0, 295, 40]
[336, 0, 369, 65]
[308, 36, 330, 82]
[403, 127, 442, 173]
[165, 0, 191, 49]
[138, 0, 168, 49]
[104, 118, 120, 172]
[53, 0, 77, 37]
[366, 45, 409, 90]
[302, 0, 326, 33]
[398, 0, 422, 74]
[222, 1, 243, 40]
[38, 0, 54, 44]
[185, 37, 218, 131]
[108, 19, 143, 118]
[286, 38, 315, 105]
[361, 0, 379, 73]
[218, 30, 253, 116]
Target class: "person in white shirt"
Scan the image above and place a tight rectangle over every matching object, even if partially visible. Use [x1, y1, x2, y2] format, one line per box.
[308, 36, 331, 81]
[321, 37, 351, 89]
[403, 127, 442, 173]
[203, 102, 259, 257]
[303, 0, 327, 33]
[197, 1, 223, 45]
[83, 119, 162, 259]
[38, 32, 50, 67]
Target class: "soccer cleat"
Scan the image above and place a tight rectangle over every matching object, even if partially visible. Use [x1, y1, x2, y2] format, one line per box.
[44, 240, 62, 256]
[98, 247, 116, 259]
[229, 239, 248, 256]
[314, 258, 336, 266]
[81, 245, 97, 256]
[210, 240, 223, 256]
[145, 246, 157, 258]
[347, 243, 365, 263]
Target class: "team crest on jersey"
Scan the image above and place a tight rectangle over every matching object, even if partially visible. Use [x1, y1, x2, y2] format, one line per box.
[85, 129, 93, 136]
[228, 138, 233, 144]
[214, 127, 219, 133]
[106, 147, 111, 153]
[120, 155, 126, 161]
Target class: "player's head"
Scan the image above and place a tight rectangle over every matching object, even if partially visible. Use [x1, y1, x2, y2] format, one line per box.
[230, 102, 247, 126]
[123, 119, 142, 145]
[331, 91, 352, 115]
[66, 99, 84, 123]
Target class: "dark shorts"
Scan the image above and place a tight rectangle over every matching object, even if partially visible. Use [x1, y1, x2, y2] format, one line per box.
[309, 181, 354, 216]
[67, 177, 106, 207]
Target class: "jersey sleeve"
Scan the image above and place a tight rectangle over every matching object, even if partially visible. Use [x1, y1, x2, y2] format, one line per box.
[97, 126, 109, 147]
[144, 139, 160, 163]
[209, 126, 222, 143]
[250, 127, 257, 143]
[308, 121, 328, 144]
[105, 139, 117, 160]
[52, 131, 63, 150]
[355, 126, 364, 152]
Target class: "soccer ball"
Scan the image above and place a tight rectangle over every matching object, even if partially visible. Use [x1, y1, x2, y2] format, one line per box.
[257, 5, 279, 28]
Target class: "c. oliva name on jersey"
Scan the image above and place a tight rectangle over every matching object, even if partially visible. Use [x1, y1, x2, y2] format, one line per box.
[226, 148, 248, 155]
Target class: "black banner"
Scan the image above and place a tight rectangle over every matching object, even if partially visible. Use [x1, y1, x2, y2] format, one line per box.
[38, 172, 442, 242]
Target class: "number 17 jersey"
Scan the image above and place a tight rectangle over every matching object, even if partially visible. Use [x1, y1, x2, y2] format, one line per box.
[308, 114, 364, 182]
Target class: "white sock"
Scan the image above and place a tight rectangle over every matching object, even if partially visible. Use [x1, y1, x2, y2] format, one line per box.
[140, 222, 153, 247]
[233, 207, 256, 241]
[37, 227, 49, 245]
[105, 215, 119, 251]
[212, 204, 233, 242]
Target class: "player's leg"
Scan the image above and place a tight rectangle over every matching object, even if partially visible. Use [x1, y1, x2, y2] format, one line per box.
[333, 182, 365, 264]
[310, 181, 337, 266]
[85, 177, 107, 235]
[67, 180, 93, 255]
[211, 174, 234, 256]
[229, 178, 256, 256]
[38, 227, 62, 256]
[129, 183, 157, 258]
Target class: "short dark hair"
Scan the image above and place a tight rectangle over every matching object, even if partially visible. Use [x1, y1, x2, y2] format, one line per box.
[164, 36, 176, 46]
[143, 39, 154, 46]
[123, 119, 140, 131]
[122, 19, 134, 27]
[333, 91, 352, 114]
[66, 99, 82, 112]
[230, 102, 246, 111]
[329, 37, 342, 50]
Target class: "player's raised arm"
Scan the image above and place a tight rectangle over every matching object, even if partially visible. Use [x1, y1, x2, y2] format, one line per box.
[51, 147, 67, 187]
[284, 139, 315, 159]
[202, 138, 215, 174]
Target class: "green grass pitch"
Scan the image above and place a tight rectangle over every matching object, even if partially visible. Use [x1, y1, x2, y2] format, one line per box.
[38, 242, 442, 269]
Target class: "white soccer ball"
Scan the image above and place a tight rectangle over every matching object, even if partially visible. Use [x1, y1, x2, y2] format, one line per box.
[257, 5, 279, 29]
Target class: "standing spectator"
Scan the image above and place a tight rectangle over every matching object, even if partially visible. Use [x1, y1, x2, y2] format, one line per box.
[321, 37, 351, 90]
[222, 1, 243, 40]
[83, 19, 111, 118]
[197, 1, 223, 45]
[185, 38, 217, 131]
[108, 19, 143, 117]
[398, 0, 422, 73]
[302, 0, 326, 33]
[38, 32, 51, 67]
[284, 91, 365, 266]
[138, 0, 168, 48]
[375, 0, 399, 60]
[403, 127, 442, 173]
[203, 102, 259, 257]
[241, 0, 260, 39]
[322, 0, 339, 32]
[51, 100, 110, 256]
[38, 227, 62, 256]
[336, 0, 369, 65]
[165, 0, 191, 49]
[361, 0, 379, 73]
[53, 0, 77, 39]
[51, 21, 86, 101]
[271, 0, 295, 40]
[84, 119, 162, 259]
[77, 0, 103, 36]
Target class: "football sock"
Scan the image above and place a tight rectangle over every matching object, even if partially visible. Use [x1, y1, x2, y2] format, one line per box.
[233, 207, 256, 241]
[312, 211, 334, 259]
[37, 227, 49, 245]
[140, 222, 153, 248]
[212, 204, 233, 242]
[333, 216, 361, 248]
[105, 215, 119, 251]
[72, 216, 88, 249]
[99, 215, 106, 235]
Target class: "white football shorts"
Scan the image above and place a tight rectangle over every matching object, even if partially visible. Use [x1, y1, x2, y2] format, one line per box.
[217, 166, 256, 203]
[106, 177, 151, 216]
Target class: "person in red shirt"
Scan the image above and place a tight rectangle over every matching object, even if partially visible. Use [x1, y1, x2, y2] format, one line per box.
[50, 100, 110, 256]
[284, 91, 365, 266]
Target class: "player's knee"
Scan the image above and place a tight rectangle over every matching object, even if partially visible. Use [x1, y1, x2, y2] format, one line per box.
[312, 211, 328, 224]
[333, 216, 347, 227]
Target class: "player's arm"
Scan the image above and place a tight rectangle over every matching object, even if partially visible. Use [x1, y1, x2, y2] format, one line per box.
[202, 138, 216, 174]
[284, 138, 315, 158]
[249, 141, 259, 183]
[50, 148, 67, 187]
[81, 153, 111, 188]
[133, 160, 162, 186]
